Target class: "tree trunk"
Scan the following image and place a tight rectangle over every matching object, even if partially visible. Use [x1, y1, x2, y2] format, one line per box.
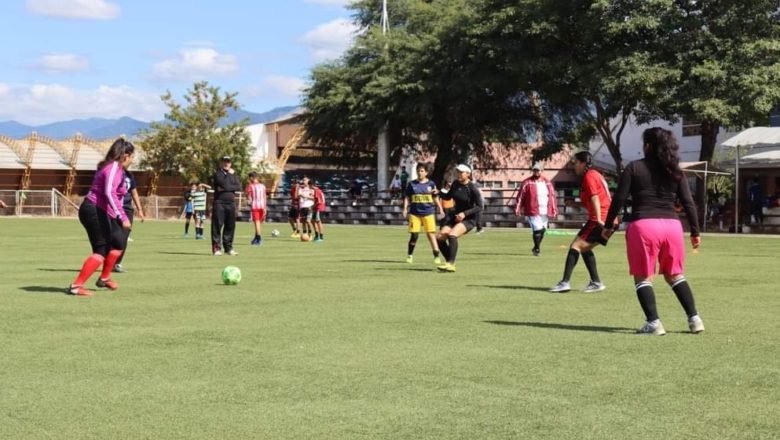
[430, 106, 455, 186]
[696, 120, 719, 227]
[592, 98, 624, 173]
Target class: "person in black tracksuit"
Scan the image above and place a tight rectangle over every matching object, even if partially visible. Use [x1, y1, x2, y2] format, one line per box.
[113, 171, 144, 272]
[435, 164, 483, 272]
[211, 156, 241, 256]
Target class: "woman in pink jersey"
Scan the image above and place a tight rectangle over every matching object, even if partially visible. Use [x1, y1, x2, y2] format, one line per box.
[603, 127, 704, 335]
[68, 138, 135, 296]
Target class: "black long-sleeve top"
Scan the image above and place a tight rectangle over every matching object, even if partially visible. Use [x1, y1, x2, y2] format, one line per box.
[212, 168, 241, 203]
[605, 159, 700, 236]
[440, 180, 483, 220]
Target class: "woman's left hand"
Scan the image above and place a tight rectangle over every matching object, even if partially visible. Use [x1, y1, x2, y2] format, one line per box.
[455, 212, 465, 222]
[601, 228, 614, 241]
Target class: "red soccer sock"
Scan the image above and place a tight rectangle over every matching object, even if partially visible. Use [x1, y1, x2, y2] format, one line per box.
[72, 254, 104, 287]
[99, 249, 123, 280]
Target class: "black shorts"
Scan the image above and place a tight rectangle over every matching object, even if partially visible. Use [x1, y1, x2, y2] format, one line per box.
[311, 211, 322, 222]
[442, 212, 477, 232]
[288, 206, 300, 220]
[299, 207, 312, 221]
[185, 211, 194, 219]
[578, 220, 608, 246]
[79, 199, 128, 255]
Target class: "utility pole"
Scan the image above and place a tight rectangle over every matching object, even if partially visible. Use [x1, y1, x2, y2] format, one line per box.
[376, 0, 390, 193]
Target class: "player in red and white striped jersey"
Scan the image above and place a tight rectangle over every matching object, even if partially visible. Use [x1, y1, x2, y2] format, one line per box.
[246, 172, 267, 245]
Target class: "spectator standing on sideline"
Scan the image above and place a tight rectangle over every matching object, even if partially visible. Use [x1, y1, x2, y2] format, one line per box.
[191, 182, 210, 239]
[183, 184, 195, 237]
[68, 138, 134, 296]
[348, 180, 363, 206]
[515, 162, 557, 256]
[748, 180, 764, 224]
[211, 156, 241, 256]
[603, 127, 704, 335]
[399, 166, 409, 193]
[113, 169, 144, 273]
[246, 172, 267, 246]
[390, 175, 402, 199]
[549, 151, 611, 293]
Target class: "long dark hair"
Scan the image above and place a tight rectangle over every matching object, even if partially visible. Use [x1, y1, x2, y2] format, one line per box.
[642, 127, 682, 179]
[573, 151, 592, 173]
[98, 138, 135, 170]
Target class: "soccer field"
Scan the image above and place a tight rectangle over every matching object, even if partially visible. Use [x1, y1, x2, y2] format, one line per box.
[1, 217, 778, 439]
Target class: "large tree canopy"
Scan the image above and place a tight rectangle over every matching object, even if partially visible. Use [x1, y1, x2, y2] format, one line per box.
[476, 0, 684, 171]
[303, 0, 780, 186]
[140, 81, 252, 186]
[303, 0, 585, 184]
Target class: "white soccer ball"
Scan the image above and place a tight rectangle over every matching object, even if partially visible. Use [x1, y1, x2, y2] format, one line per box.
[271, 229, 280, 237]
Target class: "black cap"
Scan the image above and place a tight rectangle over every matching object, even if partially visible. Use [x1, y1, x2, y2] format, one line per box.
[222, 155, 232, 161]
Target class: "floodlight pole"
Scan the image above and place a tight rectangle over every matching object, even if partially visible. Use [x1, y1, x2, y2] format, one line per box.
[734, 145, 740, 232]
[377, 0, 390, 193]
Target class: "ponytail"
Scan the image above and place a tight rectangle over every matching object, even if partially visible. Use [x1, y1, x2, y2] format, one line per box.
[642, 128, 682, 179]
[573, 151, 592, 173]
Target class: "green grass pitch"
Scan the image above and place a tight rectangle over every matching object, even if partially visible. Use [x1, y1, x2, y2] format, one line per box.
[1, 217, 778, 439]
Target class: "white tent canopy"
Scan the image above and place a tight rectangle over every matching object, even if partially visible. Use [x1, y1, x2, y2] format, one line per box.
[721, 127, 780, 149]
[720, 126, 780, 230]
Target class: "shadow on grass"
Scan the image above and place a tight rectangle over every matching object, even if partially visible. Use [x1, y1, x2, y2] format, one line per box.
[37, 268, 78, 272]
[342, 259, 405, 264]
[158, 251, 211, 256]
[21, 286, 67, 294]
[469, 284, 552, 292]
[465, 252, 524, 257]
[375, 267, 435, 272]
[484, 320, 634, 334]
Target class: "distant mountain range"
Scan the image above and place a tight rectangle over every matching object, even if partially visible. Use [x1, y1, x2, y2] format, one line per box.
[0, 105, 300, 140]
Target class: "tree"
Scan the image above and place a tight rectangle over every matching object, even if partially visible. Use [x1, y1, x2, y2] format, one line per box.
[661, 0, 780, 222]
[140, 81, 252, 188]
[303, 0, 584, 185]
[476, 0, 681, 172]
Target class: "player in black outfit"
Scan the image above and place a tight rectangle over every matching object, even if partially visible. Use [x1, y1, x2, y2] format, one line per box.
[211, 155, 242, 256]
[603, 127, 704, 335]
[436, 164, 483, 272]
[113, 170, 144, 272]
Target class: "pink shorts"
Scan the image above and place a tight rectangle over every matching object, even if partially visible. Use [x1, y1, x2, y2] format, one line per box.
[625, 218, 686, 277]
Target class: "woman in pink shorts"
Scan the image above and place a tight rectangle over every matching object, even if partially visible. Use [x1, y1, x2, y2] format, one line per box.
[602, 127, 704, 336]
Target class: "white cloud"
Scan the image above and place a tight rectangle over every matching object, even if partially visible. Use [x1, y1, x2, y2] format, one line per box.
[0, 83, 165, 125]
[245, 75, 306, 101]
[303, 0, 353, 6]
[26, 0, 120, 20]
[299, 18, 358, 61]
[150, 48, 239, 82]
[34, 53, 90, 74]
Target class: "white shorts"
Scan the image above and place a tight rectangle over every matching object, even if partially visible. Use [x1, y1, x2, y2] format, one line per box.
[527, 215, 549, 231]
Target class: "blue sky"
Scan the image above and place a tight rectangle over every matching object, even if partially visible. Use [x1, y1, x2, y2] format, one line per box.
[0, 0, 359, 125]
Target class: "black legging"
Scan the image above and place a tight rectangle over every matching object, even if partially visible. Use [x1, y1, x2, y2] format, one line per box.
[78, 199, 127, 257]
[211, 201, 236, 251]
[115, 209, 133, 265]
